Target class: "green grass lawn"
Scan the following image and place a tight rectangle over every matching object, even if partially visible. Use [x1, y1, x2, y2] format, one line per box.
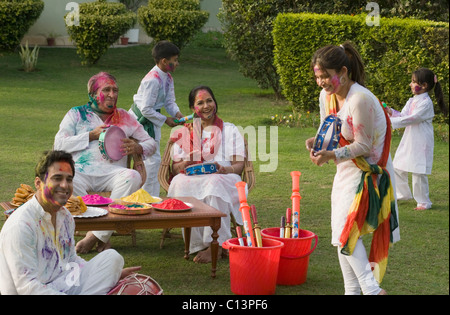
[0, 43, 448, 295]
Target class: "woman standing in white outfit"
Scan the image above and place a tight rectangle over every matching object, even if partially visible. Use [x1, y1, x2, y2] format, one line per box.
[306, 42, 400, 295]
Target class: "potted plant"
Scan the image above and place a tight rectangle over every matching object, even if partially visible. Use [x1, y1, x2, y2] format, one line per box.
[119, 0, 144, 43]
[46, 32, 59, 46]
[120, 36, 129, 45]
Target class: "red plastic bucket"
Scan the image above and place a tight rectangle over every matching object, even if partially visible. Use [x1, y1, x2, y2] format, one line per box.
[222, 237, 284, 295]
[261, 227, 317, 285]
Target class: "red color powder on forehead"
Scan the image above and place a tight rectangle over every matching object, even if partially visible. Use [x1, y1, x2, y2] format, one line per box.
[58, 162, 73, 174]
[196, 90, 209, 99]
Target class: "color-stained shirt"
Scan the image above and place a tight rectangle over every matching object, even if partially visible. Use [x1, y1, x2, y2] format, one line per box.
[129, 65, 180, 141]
[390, 92, 434, 174]
[54, 104, 156, 176]
[0, 197, 85, 294]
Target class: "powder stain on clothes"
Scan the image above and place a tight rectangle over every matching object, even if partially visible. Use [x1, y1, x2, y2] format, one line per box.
[76, 152, 93, 173]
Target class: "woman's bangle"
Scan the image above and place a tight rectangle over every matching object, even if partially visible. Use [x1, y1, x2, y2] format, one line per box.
[229, 165, 235, 174]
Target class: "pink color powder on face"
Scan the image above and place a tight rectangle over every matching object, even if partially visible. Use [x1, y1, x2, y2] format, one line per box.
[331, 74, 341, 93]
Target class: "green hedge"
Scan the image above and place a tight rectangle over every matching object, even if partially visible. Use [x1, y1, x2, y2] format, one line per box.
[273, 13, 449, 117]
[65, 0, 135, 65]
[138, 0, 209, 50]
[0, 0, 44, 51]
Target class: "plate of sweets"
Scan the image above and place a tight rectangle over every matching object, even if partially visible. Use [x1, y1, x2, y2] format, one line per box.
[82, 194, 114, 206]
[66, 195, 108, 218]
[109, 201, 152, 215]
[152, 198, 193, 212]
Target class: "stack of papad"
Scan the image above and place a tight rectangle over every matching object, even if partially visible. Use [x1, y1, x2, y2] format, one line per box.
[11, 184, 35, 206]
[65, 195, 87, 215]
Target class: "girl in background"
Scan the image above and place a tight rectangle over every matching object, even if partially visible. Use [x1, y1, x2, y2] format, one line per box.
[388, 68, 446, 210]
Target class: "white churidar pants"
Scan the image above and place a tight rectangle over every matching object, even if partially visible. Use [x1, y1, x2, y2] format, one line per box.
[394, 168, 432, 209]
[143, 139, 161, 197]
[337, 239, 382, 295]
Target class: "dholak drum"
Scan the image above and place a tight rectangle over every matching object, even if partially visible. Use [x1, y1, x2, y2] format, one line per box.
[107, 273, 163, 295]
[185, 162, 218, 175]
[98, 125, 126, 161]
[312, 115, 342, 152]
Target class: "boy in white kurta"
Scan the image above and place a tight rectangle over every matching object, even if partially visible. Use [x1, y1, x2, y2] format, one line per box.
[129, 41, 184, 196]
[0, 151, 138, 294]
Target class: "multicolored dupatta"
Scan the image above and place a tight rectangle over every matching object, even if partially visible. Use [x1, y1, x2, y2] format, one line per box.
[326, 93, 398, 283]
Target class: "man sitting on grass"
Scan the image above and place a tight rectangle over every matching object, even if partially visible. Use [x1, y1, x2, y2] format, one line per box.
[0, 150, 140, 295]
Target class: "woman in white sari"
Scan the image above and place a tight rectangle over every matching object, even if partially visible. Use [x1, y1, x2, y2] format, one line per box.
[167, 86, 246, 263]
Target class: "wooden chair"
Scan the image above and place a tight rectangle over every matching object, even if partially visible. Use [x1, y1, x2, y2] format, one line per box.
[86, 138, 146, 246]
[157, 137, 255, 248]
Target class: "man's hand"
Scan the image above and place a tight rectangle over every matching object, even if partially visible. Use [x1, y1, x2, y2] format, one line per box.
[120, 266, 142, 279]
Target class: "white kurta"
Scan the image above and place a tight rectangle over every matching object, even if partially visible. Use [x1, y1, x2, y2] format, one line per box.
[390, 92, 434, 175]
[54, 105, 156, 176]
[129, 65, 180, 142]
[0, 197, 123, 294]
[167, 122, 246, 253]
[128, 65, 181, 196]
[319, 83, 400, 246]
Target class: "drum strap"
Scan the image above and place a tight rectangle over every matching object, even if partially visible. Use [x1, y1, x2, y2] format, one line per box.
[131, 103, 160, 139]
[326, 93, 398, 284]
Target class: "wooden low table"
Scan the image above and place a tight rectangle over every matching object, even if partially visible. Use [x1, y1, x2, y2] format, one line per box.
[1, 197, 226, 278]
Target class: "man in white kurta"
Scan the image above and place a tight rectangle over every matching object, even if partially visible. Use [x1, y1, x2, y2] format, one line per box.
[54, 104, 156, 197]
[390, 92, 434, 209]
[54, 72, 157, 252]
[0, 151, 126, 294]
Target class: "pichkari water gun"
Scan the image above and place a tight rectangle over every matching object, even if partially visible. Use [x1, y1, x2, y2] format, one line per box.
[284, 208, 292, 238]
[235, 181, 255, 247]
[290, 171, 302, 238]
[174, 113, 195, 124]
[251, 204, 263, 247]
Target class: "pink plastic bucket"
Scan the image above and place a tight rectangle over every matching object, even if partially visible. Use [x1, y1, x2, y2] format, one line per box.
[261, 227, 317, 285]
[222, 237, 284, 295]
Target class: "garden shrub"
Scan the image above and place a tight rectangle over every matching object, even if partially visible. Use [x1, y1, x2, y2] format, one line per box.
[0, 0, 44, 51]
[65, 0, 135, 65]
[138, 0, 209, 50]
[218, 0, 299, 99]
[218, 0, 448, 102]
[273, 13, 449, 118]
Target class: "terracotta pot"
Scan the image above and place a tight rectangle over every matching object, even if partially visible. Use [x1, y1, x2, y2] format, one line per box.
[47, 38, 55, 46]
[121, 37, 129, 45]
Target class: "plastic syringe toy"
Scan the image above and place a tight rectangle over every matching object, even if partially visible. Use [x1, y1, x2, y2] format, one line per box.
[174, 113, 195, 124]
[235, 181, 255, 247]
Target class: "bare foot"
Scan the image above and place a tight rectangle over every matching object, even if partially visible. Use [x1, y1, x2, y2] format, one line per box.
[378, 289, 387, 295]
[76, 231, 100, 254]
[193, 246, 226, 264]
[97, 239, 111, 253]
